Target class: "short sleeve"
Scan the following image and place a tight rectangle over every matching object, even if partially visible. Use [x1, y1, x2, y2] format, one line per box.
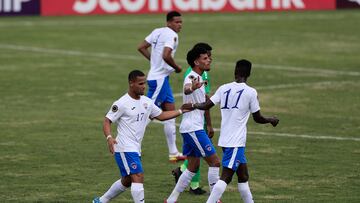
[105, 101, 124, 122]
[149, 102, 162, 119]
[249, 89, 260, 113]
[163, 32, 176, 49]
[144, 32, 152, 43]
[210, 86, 222, 105]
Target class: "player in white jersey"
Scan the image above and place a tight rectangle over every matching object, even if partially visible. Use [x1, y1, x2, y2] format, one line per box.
[93, 70, 191, 203]
[165, 47, 221, 203]
[137, 11, 185, 162]
[187, 59, 279, 203]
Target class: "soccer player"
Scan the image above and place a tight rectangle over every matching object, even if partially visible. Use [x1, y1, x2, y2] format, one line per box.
[172, 42, 214, 195]
[187, 59, 279, 203]
[137, 11, 185, 162]
[165, 47, 221, 203]
[93, 70, 191, 203]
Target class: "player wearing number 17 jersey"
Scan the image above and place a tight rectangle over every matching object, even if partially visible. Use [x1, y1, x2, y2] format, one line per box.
[188, 59, 279, 203]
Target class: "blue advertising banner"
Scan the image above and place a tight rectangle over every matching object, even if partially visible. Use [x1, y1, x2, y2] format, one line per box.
[0, 0, 40, 16]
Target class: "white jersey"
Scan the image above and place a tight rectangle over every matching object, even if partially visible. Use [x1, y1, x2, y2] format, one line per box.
[145, 27, 179, 80]
[180, 71, 206, 133]
[105, 93, 162, 153]
[210, 82, 260, 147]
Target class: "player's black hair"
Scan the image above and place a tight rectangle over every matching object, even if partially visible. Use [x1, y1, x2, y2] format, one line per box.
[167, 11, 181, 22]
[128, 70, 145, 82]
[235, 59, 252, 78]
[186, 47, 208, 68]
[193, 42, 212, 51]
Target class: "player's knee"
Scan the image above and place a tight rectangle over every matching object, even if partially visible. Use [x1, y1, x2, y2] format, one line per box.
[237, 173, 249, 183]
[222, 175, 233, 184]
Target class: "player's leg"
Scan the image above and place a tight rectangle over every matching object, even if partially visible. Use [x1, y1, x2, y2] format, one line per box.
[195, 129, 220, 193]
[130, 173, 145, 203]
[189, 162, 206, 195]
[147, 77, 183, 161]
[166, 156, 200, 203]
[206, 167, 234, 203]
[236, 163, 253, 203]
[116, 152, 145, 203]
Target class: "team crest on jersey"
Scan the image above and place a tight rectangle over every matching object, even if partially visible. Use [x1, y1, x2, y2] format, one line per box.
[205, 144, 212, 152]
[112, 105, 118, 112]
[131, 162, 137, 169]
[143, 103, 148, 110]
[189, 75, 195, 80]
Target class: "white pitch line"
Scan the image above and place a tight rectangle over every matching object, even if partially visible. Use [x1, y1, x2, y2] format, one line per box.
[1, 43, 359, 77]
[151, 120, 360, 142]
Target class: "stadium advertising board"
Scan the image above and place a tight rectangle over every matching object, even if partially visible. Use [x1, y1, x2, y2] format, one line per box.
[41, 0, 336, 16]
[0, 0, 40, 16]
[337, 0, 360, 8]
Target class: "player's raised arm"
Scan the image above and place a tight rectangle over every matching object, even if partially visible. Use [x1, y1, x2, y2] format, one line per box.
[153, 104, 193, 121]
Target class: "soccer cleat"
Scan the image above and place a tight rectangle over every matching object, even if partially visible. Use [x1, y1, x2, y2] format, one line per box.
[189, 187, 207, 195]
[171, 167, 182, 183]
[169, 152, 186, 163]
[92, 197, 102, 203]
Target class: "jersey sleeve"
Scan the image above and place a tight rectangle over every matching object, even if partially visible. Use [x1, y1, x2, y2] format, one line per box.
[144, 31, 153, 43]
[163, 32, 176, 49]
[183, 67, 192, 79]
[149, 102, 162, 119]
[249, 89, 260, 113]
[210, 86, 222, 105]
[105, 101, 124, 123]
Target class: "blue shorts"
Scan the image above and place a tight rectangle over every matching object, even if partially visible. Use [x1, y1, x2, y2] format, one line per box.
[182, 130, 216, 157]
[147, 76, 174, 107]
[222, 147, 247, 171]
[114, 152, 143, 177]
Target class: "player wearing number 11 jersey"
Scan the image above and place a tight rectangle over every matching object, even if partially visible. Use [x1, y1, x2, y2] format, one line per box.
[188, 59, 279, 203]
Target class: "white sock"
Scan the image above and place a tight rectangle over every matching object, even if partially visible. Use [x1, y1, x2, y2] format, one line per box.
[208, 167, 220, 193]
[163, 119, 178, 155]
[131, 183, 145, 203]
[100, 179, 127, 203]
[167, 169, 195, 202]
[206, 180, 227, 203]
[238, 182, 254, 203]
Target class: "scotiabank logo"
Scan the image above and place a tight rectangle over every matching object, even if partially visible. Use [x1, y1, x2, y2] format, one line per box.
[73, 0, 306, 13]
[41, 0, 336, 16]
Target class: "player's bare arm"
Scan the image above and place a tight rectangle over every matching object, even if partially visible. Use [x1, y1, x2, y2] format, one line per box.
[184, 76, 203, 95]
[204, 94, 214, 138]
[191, 100, 215, 111]
[154, 104, 192, 121]
[163, 47, 181, 73]
[252, 111, 279, 127]
[137, 40, 151, 60]
[103, 117, 118, 154]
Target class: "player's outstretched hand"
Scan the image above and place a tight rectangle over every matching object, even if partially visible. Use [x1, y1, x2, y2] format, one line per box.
[181, 103, 194, 112]
[269, 117, 279, 127]
[107, 137, 118, 154]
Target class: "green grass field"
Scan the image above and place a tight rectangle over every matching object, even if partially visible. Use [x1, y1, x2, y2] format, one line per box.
[0, 10, 359, 203]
